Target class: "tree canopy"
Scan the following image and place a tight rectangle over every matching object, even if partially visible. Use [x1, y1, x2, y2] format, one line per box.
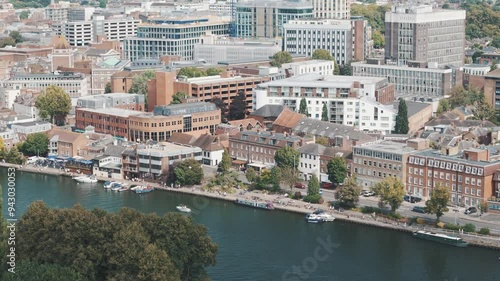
[173, 158, 204, 186]
[2, 261, 87, 281]
[372, 177, 405, 212]
[327, 157, 347, 186]
[335, 176, 361, 209]
[19, 133, 49, 157]
[270, 51, 292, 67]
[351, 4, 390, 47]
[104, 82, 112, 94]
[463, 3, 500, 39]
[307, 174, 320, 196]
[217, 149, 231, 174]
[211, 97, 228, 122]
[178, 67, 222, 78]
[321, 103, 329, 121]
[298, 98, 309, 116]
[171, 92, 187, 105]
[394, 99, 409, 134]
[35, 85, 72, 124]
[274, 146, 300, 169]
[129, 70, 156, 109]
[15, 201, 217, 281]
[311, 49, 334, 61]
[425, 183, 450, 221]
[372, 29, 385, 49]
[228, 91, 247, 120]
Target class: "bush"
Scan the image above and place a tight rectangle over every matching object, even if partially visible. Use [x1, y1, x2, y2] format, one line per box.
[445, 223, 460, 231]
[303, 194, 323, 204]
[293, 191, 303, 199]
[387, 212, 403, 220]
[416, 218, 426, 225]
[463, 223, 476, 233]
[360, 206, 382, 214]
[478, 227, 490, 235]
[436, 222, 445, 228]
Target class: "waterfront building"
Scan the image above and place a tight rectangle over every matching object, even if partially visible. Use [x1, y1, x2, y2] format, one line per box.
[253, 73, 396, 133]
[235, 0, 313, 38]
[283, 19, 352, 66]
[352, 60, 463, 99]
[123, 16, 230, 61]
[92, 145, 126, 179]
[2, 72, 90, 98]
[190, 133, 225, 166]
[298, 143, 352, 183]
[484, 69, 500, 110]
[128, 102, 221, 142]
[352, 140, 417, 188]
[311, 0, 350, 19]
[406, 145, 500, 206]
[229, 130, 308, 170]
[75, 108, 142, 139]
[384, 5, 466, 66]
[47, 128, 89, 158]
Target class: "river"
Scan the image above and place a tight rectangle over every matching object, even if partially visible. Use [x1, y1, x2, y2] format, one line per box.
[1, 169, 499, 281]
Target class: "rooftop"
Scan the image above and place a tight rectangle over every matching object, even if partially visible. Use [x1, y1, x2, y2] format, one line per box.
[293, 117, 376, 142]
[76, 107, 143, 118]
[257, 73, 386, 88]
[393, 101, 432, 118]
[153, 102, 218, 116]
[11, 121, 51, 127]
[137, 143, 201, 157]
[413, 146, 500, 167]
[356, 140, 416, 154]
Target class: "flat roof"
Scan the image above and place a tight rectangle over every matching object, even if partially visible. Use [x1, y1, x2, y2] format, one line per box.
[137, 143, 201, 157]
[356, 141, 415, 154]
[413, 146, 500, 167]
[76, 107, 143, 118]
[258, 73, 385, 88]
[11, 121, 51, 127]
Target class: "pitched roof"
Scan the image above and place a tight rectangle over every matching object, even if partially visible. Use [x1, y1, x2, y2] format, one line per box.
[228, 118, 262, 129]
[273, 108, 305, 129]
[168, 132, 197, 145]
[192, 134, 224, 151]
[393, 101, 432, 118]
[250, 104, 285, 118]
[48, 129, 85, 143]
[104, 145, 126, 157]
[293, 117, 376, 142]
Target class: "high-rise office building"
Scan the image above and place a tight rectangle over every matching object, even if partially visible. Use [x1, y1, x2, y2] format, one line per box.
[311, 0, 350, 19]
[384, 5, 466, 66]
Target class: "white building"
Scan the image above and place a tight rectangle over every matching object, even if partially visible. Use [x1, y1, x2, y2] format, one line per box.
[0, 89, 20, 109]
[67, 6, 95, 21]
[92, 145, 126, 179]
[209, 0, 232, 15]
[3, 72, 90, 98]
[283, 19, 352, 66]
[311, 0, 350, 19]
[281, 60, 337, 76]
[60, 21, 93, 46]
[13, 93, 39, 119]
[463, 64, 491, 76]
[11, 121, 52, 135]
[45, 1, 72, 21]
[253, 73, 397, 133]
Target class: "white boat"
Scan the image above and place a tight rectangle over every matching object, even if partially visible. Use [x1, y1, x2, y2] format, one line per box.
[103, 181, 118, 189]
[73, 175, 97, 183]
[130, 185, 141, 191]
[305, 210, 335, 223]
[176, 204, 192, 213]
[110, 183, 123, 191]
[305, 214, 325, 223]
[117, 186, 129, 192]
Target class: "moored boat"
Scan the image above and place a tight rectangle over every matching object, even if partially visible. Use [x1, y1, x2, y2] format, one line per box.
[234, 198, 274, 210]
[412, 230, 469, 247]
[176, 204, 192, 213]
[135, 185, 154, 194]
[306, 209, 335, 222]
[73, 175, 97, 183]
[104, 181, 118, 189]
[305, 214, 325, 224]
[111, 183, 123, 191]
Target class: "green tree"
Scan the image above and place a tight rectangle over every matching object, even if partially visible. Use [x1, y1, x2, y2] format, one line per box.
[35, 85, 71, 124]
[339, 63, 352, 76]
[491, 61, 497, 72]
[315, 136, 329, 146]
[277, 166, 298, 191]
[245, 167, 257, 183]
[254, 169, 272, 190]
[425, 183, 451, 221]
[104, 82, 112, 93]
[173, 158, 204, 185]
[178, 67, 206, 78]
[472, 102, 495, 121]
[274, 146, 300, 169]
[479, 201, 488, 215]
[211, 97, 228, 121]
[442, 3, 450, 9]
[206, 67, 223, 76]
[0, 37, 16, 48]
[99, 0, 107, 8]
[217, 149, 231, 174]
[5, 147, 23, 165]
[492, 37, 500, 48]
[372, 29, 385, 48]
[171, 92, 187, 105]
[311, 49, 334, 61]
[351, 4, 390, 33]
[19, 133, 49, 156]
[298, 98, 308, 116]
[335, 176, 362, 209]
[19, 10, 30, 19]
[9, 31, 23, 44]
[321, 103, 329, 121]
[372, 177, 405, 212]
[436, 99, 451, 114]
[270, 51, 292, 67]
[394, 99, 409, 134]
[463, 3, 500, 39]
[228, 91, 247, 120]
[2, 261, 87, 281]
[270, 166, 283, 191]
[129, 70, 155, 109]
[307, 174, 320, 196]
[327, 157, 347, 186]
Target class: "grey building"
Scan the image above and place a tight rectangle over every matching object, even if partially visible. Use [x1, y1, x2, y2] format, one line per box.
[384, 5, 466, 67]
[76, 93, 144, 110]
[235, 0, 313, 38]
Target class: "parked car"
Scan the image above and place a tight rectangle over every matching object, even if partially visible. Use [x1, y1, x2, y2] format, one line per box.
[404, 195, 422, 203]
[321, 182, 335, 189]
[294, 183, 306, 189]
[412, 206, 426, 213]
[465, 206, 477, 215]
[363, 191, 375, 197]
[319, 189, 323, 195]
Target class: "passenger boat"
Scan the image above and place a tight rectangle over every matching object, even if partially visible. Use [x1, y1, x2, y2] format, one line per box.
[103, 181, 118, 189]
[306, 209, 335, 223]
[135, 185, 154, 194]
[176, 204, 192, 213]
[73, 175, 97, 183]
[305, 214, 325, 224]
[412, 230, 469, 247]
[234, 198, 274, 210]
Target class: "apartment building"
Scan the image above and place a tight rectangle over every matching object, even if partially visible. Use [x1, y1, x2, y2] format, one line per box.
[311, 0, 350, 19]
[235, 0, 313, 38]
[298, 143, 352, 183]
[123, 16, 230, 61]
[128, 102, 221, 142]
[67, 6, 95, 21]
[283, 19, 352, 66]
[406, 146, 500, 206]
[351, 16, 373, 61]
[229, 130, 306, 169]
[91, 58, 130, 95]
[3, 72, 89, 98]
[253, 73, 396, 133]
[282, 60, 337, 76]
[352, 140, 417, 188]
[148, 70, 268, 114]
[45, 1, 72, 21]
[385, 5, 466, 66]
[352, 60, 463, 99]
[484, 69, 500, 110]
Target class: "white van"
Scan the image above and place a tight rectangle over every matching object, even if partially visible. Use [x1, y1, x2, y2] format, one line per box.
[27, 156, 39, 164]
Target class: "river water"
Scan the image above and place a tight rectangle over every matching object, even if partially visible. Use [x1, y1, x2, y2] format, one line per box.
[1, 168, 499, 281]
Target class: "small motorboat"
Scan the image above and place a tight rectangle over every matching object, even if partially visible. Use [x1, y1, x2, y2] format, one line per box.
[111, 183, 123, 191]
[176, 204, 192, 213]
[73, 175, 97, 183]
[135, 185, 154, 194]
[104, 181, 117, 189]
[117, 186, 129, 192]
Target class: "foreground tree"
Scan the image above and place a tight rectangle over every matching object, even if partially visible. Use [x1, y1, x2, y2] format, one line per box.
[425, 183, 450, 221]
[278, 166, 298, 191]
[129, 70, 155, 109]
[173, 158, 204, 185]
[372, 177, 405, 212]
[436, 99, 451, 114]
[335, 176, 362, 209]
[35, 85, 72, 124]
[274, 146, 300, 169]
[245, 167, 257, 183]
[394, 99, 409, 134]
[5, 147, 23, 164]
[16, 202, 217, 281]
[228, 91, 247, 120]
[217, 149, 232, 174]
[321, 103, 329, 121]
[298, 98, 308, 116]
[270, 51, 292, 67]
[327, 157, 347, 186]
[19, 133, 49, 156]
[2, 261, 86, 281]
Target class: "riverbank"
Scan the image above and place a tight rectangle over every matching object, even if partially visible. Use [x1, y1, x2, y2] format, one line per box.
[4, 162, 500, 250]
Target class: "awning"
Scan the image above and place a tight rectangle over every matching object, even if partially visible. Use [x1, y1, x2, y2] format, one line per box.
[248, 162, 270, 169]
[232, 159, 247, 165]
[47, 155, 57, 159]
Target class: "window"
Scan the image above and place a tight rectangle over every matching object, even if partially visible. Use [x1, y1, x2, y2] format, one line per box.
[477, 179, 482, 186]
[477, 189, 481, 196]
[440, 172, 444, 179]
[409, 167, 413, 174]
[458, 175, 462, 182]
[408, 177, 412, 184]
[452, 174, 456, 181]
[452, 184, 456, 191]
[471, 178, 476, 185]
[445, 173, 450, 180]
[428, 170, 432, 177]
[465, 177, 470, 184]
[465, 187, 469, 194]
